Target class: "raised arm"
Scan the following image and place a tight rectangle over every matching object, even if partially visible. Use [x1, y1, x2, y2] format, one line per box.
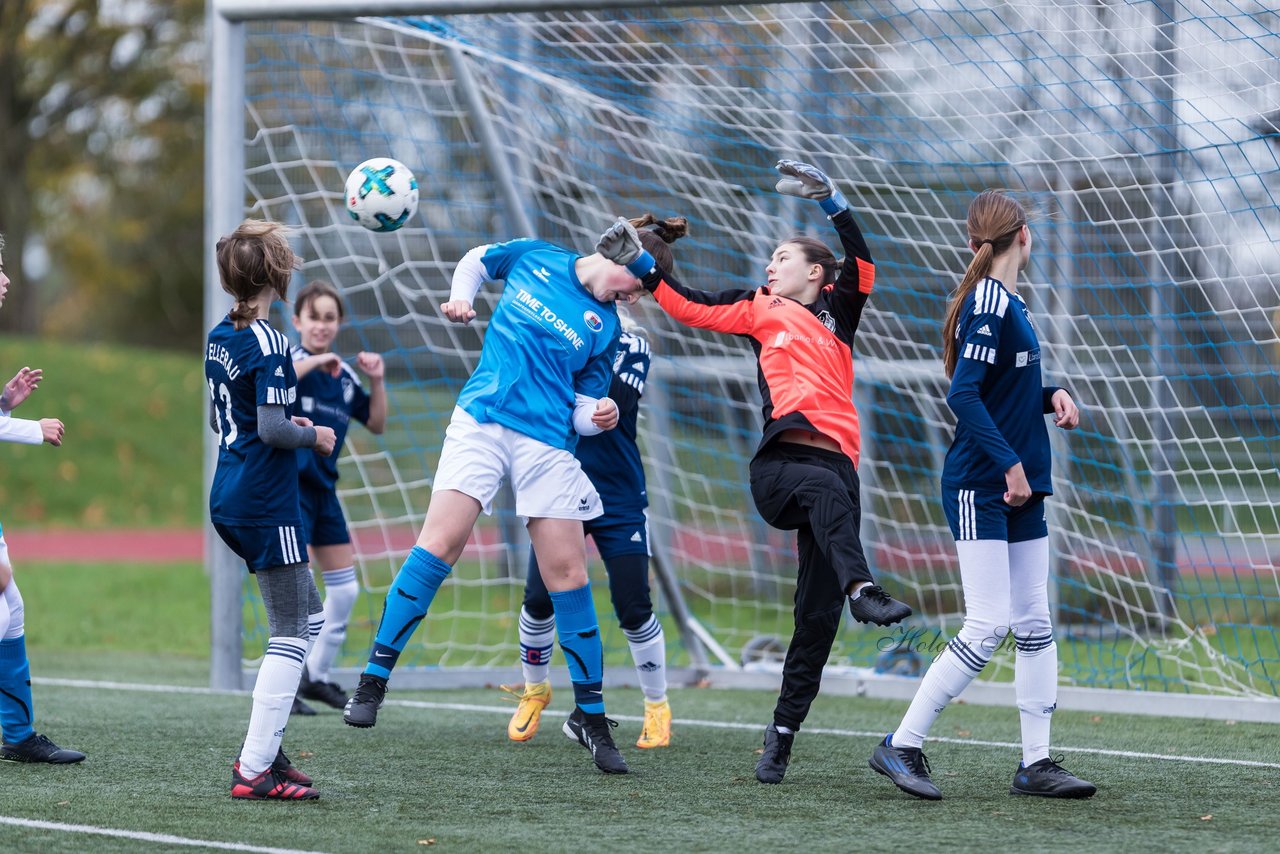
[775, 159, 873, 334]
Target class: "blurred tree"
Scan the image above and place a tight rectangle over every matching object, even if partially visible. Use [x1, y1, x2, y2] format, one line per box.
[0, 0, 204, 347]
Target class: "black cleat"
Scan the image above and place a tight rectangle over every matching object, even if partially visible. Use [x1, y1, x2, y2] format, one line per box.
[272, 747, 313, 786]
[299, 675, 349, 710]
[342, 674, 388, 728]
[849, 585, 912, 626]
[0, 732, 86, 765]
[563, 707, 629, 774]
[868, 733, 942, 800]
[755, 722, 793, 784]
[1010, 756, 1096, 798]
[291, 695, 317, 717]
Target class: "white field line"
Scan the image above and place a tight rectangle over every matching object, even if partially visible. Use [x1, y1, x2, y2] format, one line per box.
[0, 816, 331, 854]
[36, 677, 1280, 770]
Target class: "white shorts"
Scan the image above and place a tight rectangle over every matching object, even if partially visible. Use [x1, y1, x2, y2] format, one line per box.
[433, 407, 603, 521]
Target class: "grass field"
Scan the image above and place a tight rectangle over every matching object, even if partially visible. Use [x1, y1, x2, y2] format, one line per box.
[7, 560, 1279, 853]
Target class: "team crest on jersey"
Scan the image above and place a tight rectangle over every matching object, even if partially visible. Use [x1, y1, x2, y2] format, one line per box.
[613, 349, 626, 372]
[342, 376, 355, 404]
[583, 310, 604, 332]
[815, 309, 835, 332]
[300, 395, 315, 413]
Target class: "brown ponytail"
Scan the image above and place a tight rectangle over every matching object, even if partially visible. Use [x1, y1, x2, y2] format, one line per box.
[628, 213, 688, 273]
[216, 219, 300, 330]
[942, 191, 1026, 378]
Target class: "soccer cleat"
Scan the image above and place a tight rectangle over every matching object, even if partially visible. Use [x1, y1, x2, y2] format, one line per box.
[299, 675, 349, 710]
[343, 673, 388, 728]
[848, 585, 912, 626]
[505, 681, 552, 742]
[755, 722, 793, 784]
[869, 733, 942, 800]
[1010, 756, 1097, 798]
[291, 695, 317, 717]
[636, 699, 672, 749]
[0, 732, 86, 765]
[272, 747, 313, 786]
[562, 707, 629, 774]
[231, 760, 319, 800]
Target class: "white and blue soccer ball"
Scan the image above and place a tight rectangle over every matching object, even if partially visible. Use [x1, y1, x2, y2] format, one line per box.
[344, 157, 419, 232]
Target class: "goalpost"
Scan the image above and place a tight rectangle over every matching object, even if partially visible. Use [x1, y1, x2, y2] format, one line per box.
[207, 0, 1280, 722]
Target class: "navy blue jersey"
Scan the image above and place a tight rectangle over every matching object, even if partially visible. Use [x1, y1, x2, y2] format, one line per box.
[292, 345, 372, 490]
[206, 317, 301, 526]
[576, 329, 650, 514]
[942, 278, 1061, 494]
[455, 239, 620, 451]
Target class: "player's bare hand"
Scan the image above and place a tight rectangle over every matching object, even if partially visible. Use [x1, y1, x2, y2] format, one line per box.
[591, 397, 619, 431]
[1051, 389, 1079, 430]
[356, 352, 385, 380]
[40, 417, 64, 447]
[1003, 461, 1031, 506]
[442, 300, 477, 324]
[291, 416, 315, 428]
[2, 366, 43, 411]
[313, 425, 337, 456]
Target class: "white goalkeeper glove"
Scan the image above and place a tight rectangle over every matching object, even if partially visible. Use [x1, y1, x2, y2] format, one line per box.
[596, 218, 656, 277]
[775, 159, 849, 216]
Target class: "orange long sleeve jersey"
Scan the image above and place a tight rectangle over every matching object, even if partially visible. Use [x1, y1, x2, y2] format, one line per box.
[641, 208, 874, 467]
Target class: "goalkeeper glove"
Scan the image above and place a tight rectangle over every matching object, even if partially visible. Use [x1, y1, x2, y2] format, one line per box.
[596, 218, 656, 277]
[775, 159, 849, 216]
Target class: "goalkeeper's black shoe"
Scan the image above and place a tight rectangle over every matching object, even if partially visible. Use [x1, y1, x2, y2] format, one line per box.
[755, 723, 793, 784]
[1010, 756, 1097, 798]
[291, 696, 317, 717]
[299, 674, 349, 710]
[562, 707, 629, 774]
[343, 673, 388, 729]
[848, 585, 912, 626]
[868, 733, 942, 800]
[0, 732, 86, 765]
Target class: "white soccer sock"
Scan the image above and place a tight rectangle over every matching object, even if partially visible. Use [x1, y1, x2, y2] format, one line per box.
[892, 648, 978, 749]
[624, 615, 667, 703]
[306, 567, 359, 683]
[1015, 641, 1057, 765]
[240, 636, 307, 777]
[518, 606, 555, 685]
[1009, 536, 1055, 766]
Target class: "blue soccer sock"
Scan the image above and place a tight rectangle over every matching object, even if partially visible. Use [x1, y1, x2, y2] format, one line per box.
[0, 636, 35, 745]
[364, 546, 451, 680]
[550, 583, 605, 715]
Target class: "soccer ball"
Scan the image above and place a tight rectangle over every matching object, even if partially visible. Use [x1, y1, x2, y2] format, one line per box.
[344, 157, 419, 232]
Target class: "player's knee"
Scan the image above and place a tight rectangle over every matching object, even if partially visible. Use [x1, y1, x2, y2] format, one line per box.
[615, 601, 654, 632]
[795, 604, 842, 637]
[2, 581, 24, 639]
[958, 609, 1011, 655]
[522, 598, 554, 623]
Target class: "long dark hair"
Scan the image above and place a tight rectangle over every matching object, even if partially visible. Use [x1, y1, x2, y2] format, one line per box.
[942, 191, 1026, 378]
[216, 219, 299, 330]
[628, 213, 689, 273]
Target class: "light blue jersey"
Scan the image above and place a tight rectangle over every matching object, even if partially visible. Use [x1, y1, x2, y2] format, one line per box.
[456, 239, 620, 451]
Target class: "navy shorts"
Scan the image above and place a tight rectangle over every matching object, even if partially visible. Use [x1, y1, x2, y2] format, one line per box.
[585, 511, 649, 559]
[214, 523, 306, 572]
[299, 483, 350, 549]
[942, 486, 1048, 543]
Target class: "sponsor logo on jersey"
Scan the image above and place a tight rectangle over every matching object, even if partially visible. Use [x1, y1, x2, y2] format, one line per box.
[301, 395, 315, 413]
[769, 297, 785, 308]
[1015, 348, 1041, 368]
[583, 310, 603, 332]
[578, 497, 591, 512]
[977, 324, 992, 336]
[274, 365, 285, 378]
[532, 266, 552, 283]
[513, 288, 585, 350]
[630, 531, 642, 542]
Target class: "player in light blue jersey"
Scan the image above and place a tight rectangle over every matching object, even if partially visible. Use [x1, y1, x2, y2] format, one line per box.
[507, 310, 673, 750]
[343, 220, 679, 775]
[0, 233, 84, 766]
[869, 191, 1095, 801]
[207, 220, 337, 800]
[286, 281, 387, 717]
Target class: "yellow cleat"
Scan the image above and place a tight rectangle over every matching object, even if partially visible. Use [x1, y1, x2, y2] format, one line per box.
[636, 699, 672, 748]
[504, 681, 552, 742]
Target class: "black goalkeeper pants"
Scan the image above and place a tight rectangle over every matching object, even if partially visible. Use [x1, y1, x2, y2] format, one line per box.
[749, 442, 874, 731]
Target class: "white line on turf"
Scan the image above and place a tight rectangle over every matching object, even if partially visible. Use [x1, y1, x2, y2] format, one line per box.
[0, 816, 331, 854]
[36, 677, 1280, 770]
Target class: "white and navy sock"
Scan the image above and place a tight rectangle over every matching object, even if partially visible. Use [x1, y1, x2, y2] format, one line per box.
[306, 566, 359, 683]
[518, 606, 556, 686]
[624, 615, 667, 703]
[1009, 536, 1055, 766]
[240, 636, 307, 777]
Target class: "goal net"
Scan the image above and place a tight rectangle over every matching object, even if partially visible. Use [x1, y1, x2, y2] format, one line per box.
[210, 0, 1280, 706]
